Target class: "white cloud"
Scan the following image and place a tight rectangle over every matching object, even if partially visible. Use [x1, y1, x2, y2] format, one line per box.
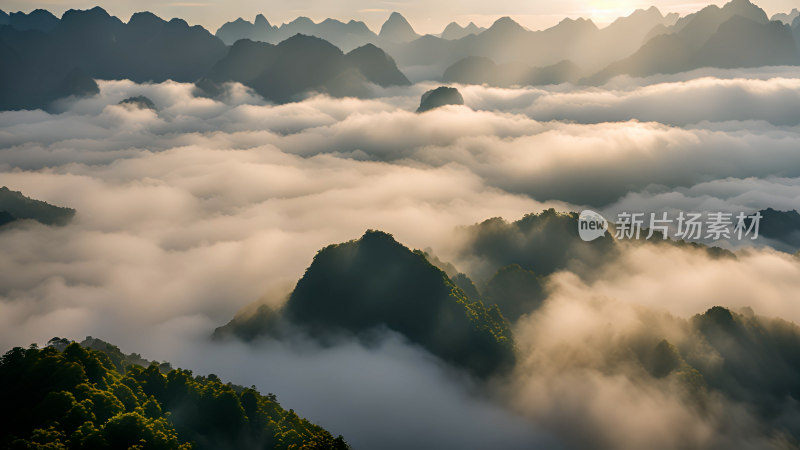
[2, 75, 800, 448]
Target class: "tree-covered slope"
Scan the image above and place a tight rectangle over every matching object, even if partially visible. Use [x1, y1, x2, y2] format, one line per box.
[0, 186, 75, 226]
[0, 338, 348, 449]
[216, 230, 515, 378]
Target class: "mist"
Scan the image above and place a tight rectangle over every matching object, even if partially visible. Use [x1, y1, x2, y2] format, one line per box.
[1, 76, 800, 448]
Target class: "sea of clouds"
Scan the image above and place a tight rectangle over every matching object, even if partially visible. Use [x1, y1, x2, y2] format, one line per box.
[1, 71, 800, 448]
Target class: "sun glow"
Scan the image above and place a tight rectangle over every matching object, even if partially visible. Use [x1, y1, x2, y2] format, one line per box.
[583, 0, 642, 25]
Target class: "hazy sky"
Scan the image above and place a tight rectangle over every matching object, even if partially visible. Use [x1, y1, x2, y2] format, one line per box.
[0, 0, 796, 34]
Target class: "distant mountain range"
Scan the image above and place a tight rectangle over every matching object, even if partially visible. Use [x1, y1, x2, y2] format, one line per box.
[216, 14, 377, 52]
[0, 7, 227, 109]
[200, 35, 408, 103]
[771, 8, 799, 24]
[210, 0, 800, 87]
[214, 11, 484, 50]
[1, 0, 800, 109]
[586, 0, 800, 83]
[0, 7, 408, 109]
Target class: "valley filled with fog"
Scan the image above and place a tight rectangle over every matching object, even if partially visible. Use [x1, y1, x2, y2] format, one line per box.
[2, 72, 800, 448]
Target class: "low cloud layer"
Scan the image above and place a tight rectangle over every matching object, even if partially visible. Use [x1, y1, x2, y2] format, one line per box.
[1, 76, 799, 448]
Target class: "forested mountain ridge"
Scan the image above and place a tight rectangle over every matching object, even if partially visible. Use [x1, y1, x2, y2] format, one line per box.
[0, 338, 349, 449]
[215, 230, 516, 379]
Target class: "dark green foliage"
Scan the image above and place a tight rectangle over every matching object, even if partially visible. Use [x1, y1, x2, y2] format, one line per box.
[286, 230, 515, 378]
[0, 211, 16, 227]
[691, 307, 800, 419]
[0, 187, 75, 226]
[483, 264, 546, 322]
[214, 304, 283, 341]
[217, 230, 515, 378]
[647, 339, 684, 378]
[633, 307, 800, 441]
[450, 273, 482, 302]
[0, 340, 349, 449]
[458, 209, 617, 282]
[416, 86, 464, 113]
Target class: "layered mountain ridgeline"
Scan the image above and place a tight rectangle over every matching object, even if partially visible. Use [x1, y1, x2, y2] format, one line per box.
[218, 10, 496, 50]
[218, 0, 800, 86]
[0, 337, 349, 449]
[0, 7, 408, 110]
[216, 15, 376, 52]
[441, 22, 486, 40]
[586, 0, 800, 83]
[3, 0, 800, 107]
[383, 8, 679, 78]
[0, 186, 75, 227]
[378, 12, 420, 43]
[583, 305, 800, 443]
[0, 7, 226, 110]
[438, 0, 800, 86]
[772, 9, 799, 24]
[796, 16, 800, 50]
[216, 8, 677, 78]
[439, 209, 742, 320]
[215, 230, 515, 379]
[0, 9, 59, 31]
[214, 12, 485, 50]
[453, 209, 618, 284]
[199, 36, 408, 103]
[210, 213, 800, 441]
[669, 307, 800, 440]
[215, 210, 751, 379]
[443, 57, 582, 87]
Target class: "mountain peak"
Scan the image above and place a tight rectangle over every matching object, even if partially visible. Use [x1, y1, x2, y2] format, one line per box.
[387, 11, 407, 21]
[128, 11, 166, 28]
[417, 86, 465, 113]
[62, 5, 112, 20]
[487, 16, 526, 34]
[721, 0, 767, 22]
[442, 21, 484, 40]
[557, 16, 598, 30]
[772, 8, 800, 24]
[60, 6, 122, 29]
[631, 6, 663, 18]
[465, 22, 481, 31]
[279, 32, 341, 52]
[276, 229, 516, 377]
[379, 11, 418, 42]
[287, 16, 314, 27]
[254, 13, 270, 28]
